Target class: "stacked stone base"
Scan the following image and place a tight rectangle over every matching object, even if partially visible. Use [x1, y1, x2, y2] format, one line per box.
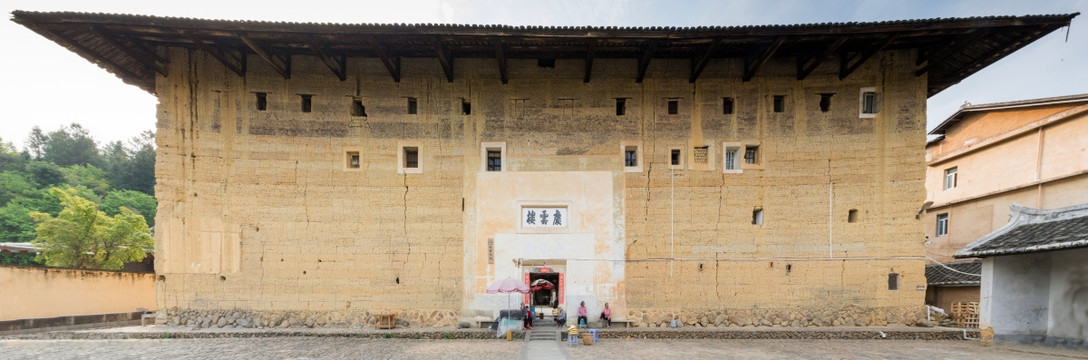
[626, 306, 933, 328]
[161, 308, 460, 329]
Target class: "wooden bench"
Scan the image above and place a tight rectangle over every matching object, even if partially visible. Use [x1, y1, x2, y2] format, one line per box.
[375, 313, 396, 329]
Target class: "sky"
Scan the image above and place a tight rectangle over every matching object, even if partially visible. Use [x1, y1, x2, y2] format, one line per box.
[1, 0, 1085, 149]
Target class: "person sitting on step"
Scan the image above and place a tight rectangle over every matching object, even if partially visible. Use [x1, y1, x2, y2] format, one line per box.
[599, 302, 612, 327]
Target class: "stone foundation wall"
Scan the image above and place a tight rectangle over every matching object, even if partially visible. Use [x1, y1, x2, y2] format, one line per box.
[626, 306, 933, 328]
[161, 308, 459, 329]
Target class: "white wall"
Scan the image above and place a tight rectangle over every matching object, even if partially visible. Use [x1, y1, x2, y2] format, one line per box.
[991, 252, 1051, 337]
[1048, 247, 1088, 342]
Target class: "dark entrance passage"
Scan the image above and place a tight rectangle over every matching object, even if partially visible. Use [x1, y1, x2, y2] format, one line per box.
[528, 272, 560, 308]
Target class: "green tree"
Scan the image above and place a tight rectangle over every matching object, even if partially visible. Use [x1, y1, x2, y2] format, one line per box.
[29, 187, 152, 270]
[25, 161, 66, 187]
[26, 124, 102, 168]
[100, 189, 157, 227]
[62, 164, 110, 197]
[0, 203, 38, 242]
[104, 131, 156, 195]
[0, 137, 28, 172]
[0, 172, 34, 205]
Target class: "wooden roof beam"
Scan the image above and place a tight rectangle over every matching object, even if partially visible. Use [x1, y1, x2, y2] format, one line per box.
[796, 37, 845, 81]
[43, 28, 151, 85]
[584, 40, 597, 83]
[304, 40, 346, 81]
[915, 29, 990, 76]
[239, 34, 289, 79]
[88, 26, 169, 77]
[743, 37, 784, 82]
[187, 36, 245, 77]
[839, 35, 897, 80]
[635, 41, 657, 83]
[369, 36, 400, 82]
[493, 40, 508, 84]
[430, 39, 454, 83]
[689, 38, 722, 83]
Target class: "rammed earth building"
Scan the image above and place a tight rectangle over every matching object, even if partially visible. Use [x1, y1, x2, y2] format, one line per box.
[13, 11, 1077, 328]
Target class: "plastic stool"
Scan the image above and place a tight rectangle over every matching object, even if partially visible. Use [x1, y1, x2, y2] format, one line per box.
[588, 329, 599, 343]
[567, 334, 578, 347]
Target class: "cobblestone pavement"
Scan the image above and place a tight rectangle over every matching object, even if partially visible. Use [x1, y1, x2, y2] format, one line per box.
[2, 338, 1087, 360]
[567, 339, 1088, 359]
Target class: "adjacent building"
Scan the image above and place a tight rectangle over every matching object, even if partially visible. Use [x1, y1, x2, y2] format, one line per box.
[923, 94, 1088, 312]
[13, 11, 1076, 328]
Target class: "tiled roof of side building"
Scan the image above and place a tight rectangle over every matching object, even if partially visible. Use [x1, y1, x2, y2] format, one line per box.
[956, 202, 1088, 258]
[928, 93, 1088, 136]
[925, 260, 981, 286]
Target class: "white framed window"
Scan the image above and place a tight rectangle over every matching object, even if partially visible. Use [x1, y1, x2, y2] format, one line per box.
[620, 141, 643, 172]
[944, 167, 957, 190]
[345, 150, 361, 170]
[859, 87, 878, 118]
[668, 147, 684, 170]
[936, 213, 949, 237]
[481, 142, 506, 172]
[397, 141, 423, 174]
[722, 142, 741, 174]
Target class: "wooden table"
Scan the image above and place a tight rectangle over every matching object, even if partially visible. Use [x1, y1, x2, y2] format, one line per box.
[375, 313, 396, 329]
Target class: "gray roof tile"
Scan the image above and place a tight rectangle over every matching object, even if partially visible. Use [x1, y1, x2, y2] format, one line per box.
[956, 202, 1088, 258]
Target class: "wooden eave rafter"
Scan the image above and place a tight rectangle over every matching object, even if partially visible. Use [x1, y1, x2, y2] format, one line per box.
[742, 38, 784, 82]
[493, 39, 508, 84]
[796, 37, 845, 81]
[304, 39, 346, 81]
[368, 36, 401, 82]
[635, 41, 657, 83]
[584, 40, 597, 83]
[839, 35, 897, 80]
[430, 38, 454, 83]
[689, 38, 722, 83]
[87, 26, 168, 77]
[186, 34, 245, 77]
[239, 34, 289, 79]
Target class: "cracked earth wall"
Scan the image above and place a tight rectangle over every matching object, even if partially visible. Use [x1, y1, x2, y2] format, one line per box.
[153, 46, 926, 328]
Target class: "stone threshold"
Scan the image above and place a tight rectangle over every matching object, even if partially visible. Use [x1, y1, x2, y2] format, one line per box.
[0, 312, 145, 334]
[2, 326, 977, 341]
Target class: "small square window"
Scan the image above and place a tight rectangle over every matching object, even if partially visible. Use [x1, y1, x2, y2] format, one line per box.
[693, 146, 709, 164]
[752, 208, 763, 225]
[888, 273, 899, 290]
[301, 95, 313, 113]
[772, 95, 784, 113]
[667, 100, 678, 114]
[403, 147, 419, 169]
[621, 141, 643, 172]
[407, 97, 417, 114]
[352, 99, 367, 117]
[670, 149, 681, 166]
[744, 146, 759, 165]
[944, 167, 957, 190]
[936, 213, 949, 237]
[722, 97, 734, 115]
[346, 151, 360, 169]
[848, 209, 858, 223]
[819, 93, 833, 113]
[616, 98, 626, 116]
[256, 92, 267, 111]
[462, 99, 472, 115]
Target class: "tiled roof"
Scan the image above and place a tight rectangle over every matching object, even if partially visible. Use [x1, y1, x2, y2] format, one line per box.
[925, 260, 981, 286]
[10, 11, 1079, 95]
[956, 202, 1088, 258]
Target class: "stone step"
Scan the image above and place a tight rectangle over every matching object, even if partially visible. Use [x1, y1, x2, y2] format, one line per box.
[527, 330, 558, 341]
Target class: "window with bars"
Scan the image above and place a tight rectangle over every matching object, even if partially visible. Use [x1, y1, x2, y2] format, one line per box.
[624, 147, 638, 167]
[744, 146, 759, 164]
[486, 150, 502, 171]
[404, 147, 419, 169]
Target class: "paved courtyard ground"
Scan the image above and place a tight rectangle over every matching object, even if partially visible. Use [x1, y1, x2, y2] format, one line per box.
[1, 337, 1086, 360]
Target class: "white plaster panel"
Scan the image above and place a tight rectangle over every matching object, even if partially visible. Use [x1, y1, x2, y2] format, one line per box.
[991, 253, 1052, 336]
[1047, 247, 1088, 341]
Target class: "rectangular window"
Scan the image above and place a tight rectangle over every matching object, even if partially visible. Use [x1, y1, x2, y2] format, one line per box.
[773, 95, 784, 113]
[352, 99, 367, 117]
[744, 146, 759, 165]
[693, 146, 709, 164]
[616, 98, 626, 116]
[888, 273, 899, 290]
[256, 92, 267, 111]
[936, 213, 949, 237]
[724, 148, 739, 170]
[407, 97, 417, 114]
[624, 147, 638, 167]
[487, 150, 502, 171]
[848, 209, 858, 223]
[667, 100, 678, 114]
[944, 167, 958, 190]
[722, 97, 734, 114]
[752, 208, 763, 225]
[860, 87, 878, 118]
[346, 151, 360, 169]
[403, 147, 419, 169]
[301, 95, 312, 113]
[819, 93, 833, 112]
[670, 149, 681, 166]
[462, 99, 472, 115]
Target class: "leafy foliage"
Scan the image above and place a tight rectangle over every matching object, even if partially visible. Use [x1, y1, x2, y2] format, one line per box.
[0, 252, 42, 266]
[26, 124, 102, 167]
[101, 190, 157, 227]
[30, 187, 153, 270]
